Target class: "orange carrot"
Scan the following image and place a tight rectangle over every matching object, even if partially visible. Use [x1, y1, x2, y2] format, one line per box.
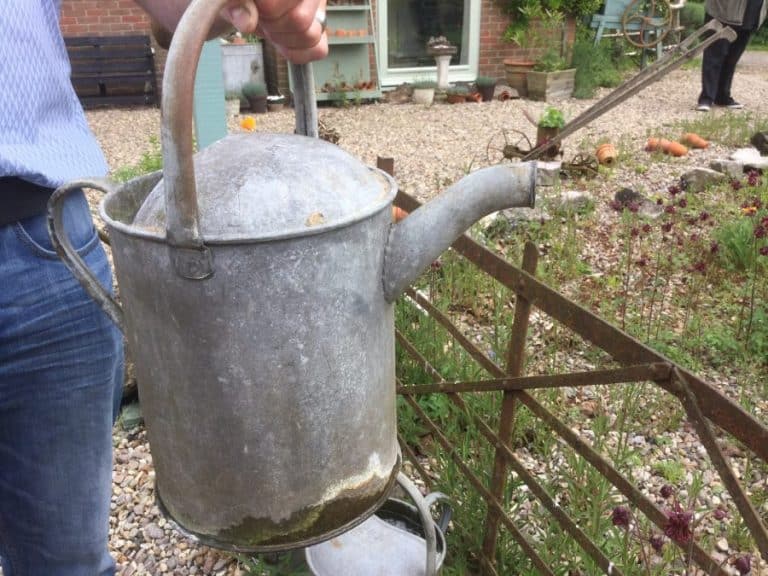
[682, 133, 709, 149]
[645, 137, 661, 152]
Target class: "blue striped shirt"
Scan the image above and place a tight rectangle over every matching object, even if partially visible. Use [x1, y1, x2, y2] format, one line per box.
[0, 0, 108, 188]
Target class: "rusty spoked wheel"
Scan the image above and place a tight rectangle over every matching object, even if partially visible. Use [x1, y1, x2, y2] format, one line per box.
[622, 0, 673, 49]
[486, 129, 533, 164]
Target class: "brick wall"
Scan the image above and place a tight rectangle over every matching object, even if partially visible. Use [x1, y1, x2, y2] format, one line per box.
[60, 0, 151, 36]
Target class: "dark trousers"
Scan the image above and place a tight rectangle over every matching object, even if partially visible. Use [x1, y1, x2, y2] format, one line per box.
[699, 15, 755, 105]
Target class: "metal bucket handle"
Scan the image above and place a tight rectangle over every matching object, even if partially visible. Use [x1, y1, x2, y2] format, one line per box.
[161, 0, 318, 280]
[396, 472, 439, 576]
[46, 178, 125, 331]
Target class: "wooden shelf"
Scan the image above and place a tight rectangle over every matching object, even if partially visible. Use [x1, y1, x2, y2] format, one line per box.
[328, 35, 374, 45]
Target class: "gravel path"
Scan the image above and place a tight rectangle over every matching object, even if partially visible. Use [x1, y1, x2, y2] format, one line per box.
[74, 57, 768, 575]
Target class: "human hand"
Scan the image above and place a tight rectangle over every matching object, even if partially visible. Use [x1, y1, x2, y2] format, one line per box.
[221, 0, 328, 64]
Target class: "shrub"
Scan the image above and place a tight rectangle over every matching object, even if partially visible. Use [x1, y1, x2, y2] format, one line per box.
[571, 33, 623, 98]
[679, 2, 706, 37]
[475, 76, 497, 87]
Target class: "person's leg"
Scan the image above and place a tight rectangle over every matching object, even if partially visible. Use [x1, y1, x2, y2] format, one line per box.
[715, 27, 754, 106]
[699, 27, 732, 108]
[0, 189, 123, 576]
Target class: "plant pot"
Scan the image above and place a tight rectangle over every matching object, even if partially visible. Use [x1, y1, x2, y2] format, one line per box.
[477, 84, 495, 102]
[536, 125, 561, 159]
[503, 59, 535, 98]
[267, 102, 284, 112]
[596, 143, 618, 166]
[467, 92, 483, 103]
[246, 95, 268, 114]
[446, 93, 466, 104]
[526, 68, 576, 102]
[412, 88, 435, 106]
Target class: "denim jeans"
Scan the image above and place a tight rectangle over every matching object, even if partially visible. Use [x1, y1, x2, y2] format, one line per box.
[0, 189, 123, 575]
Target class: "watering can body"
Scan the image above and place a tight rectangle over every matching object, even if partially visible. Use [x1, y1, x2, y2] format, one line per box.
[47, 0, 537, 553]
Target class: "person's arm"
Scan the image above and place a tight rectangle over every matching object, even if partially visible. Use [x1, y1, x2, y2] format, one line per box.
[136, 0, 327, 63]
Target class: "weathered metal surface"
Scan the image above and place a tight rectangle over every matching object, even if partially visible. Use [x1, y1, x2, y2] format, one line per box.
[482, 242, 537, 564]
[398, 363, 672, 394]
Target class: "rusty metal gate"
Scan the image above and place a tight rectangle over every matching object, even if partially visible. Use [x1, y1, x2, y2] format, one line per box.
[392, 185, 768, 575]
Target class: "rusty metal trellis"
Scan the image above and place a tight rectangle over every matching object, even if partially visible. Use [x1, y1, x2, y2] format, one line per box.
[390, 184, 768, 574]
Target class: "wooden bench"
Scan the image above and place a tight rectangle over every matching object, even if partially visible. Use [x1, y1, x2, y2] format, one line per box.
[65, 35, 158, 108]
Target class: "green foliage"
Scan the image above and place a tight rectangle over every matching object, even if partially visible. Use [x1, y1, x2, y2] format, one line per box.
[411, 79, 437, 90]
[571, 33, 623, 98]
[679, 1, 706, 36]
[111, 137, 162, 182]
[241, 82, 267, 98]
[538, 106, 566, 129]
[446, 85, 470, 95]
[652, 460, 686, 484]
[675, 111, 768, 147]
[533, 48, 568, 71]
[715, 217, 765, 272]
[474, 75, 497, 87]
[225, 90, 241, 101]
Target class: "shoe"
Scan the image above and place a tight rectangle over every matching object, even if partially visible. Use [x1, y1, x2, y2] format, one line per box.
[716, 98, 744, 109]
[696, 101, 711, 112]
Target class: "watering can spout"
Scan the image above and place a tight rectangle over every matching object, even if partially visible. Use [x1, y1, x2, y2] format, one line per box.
[382, 162, 537, 302]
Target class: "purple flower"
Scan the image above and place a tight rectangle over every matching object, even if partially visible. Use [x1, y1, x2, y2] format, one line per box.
[631, 227, 640, 238]
[747, 170, 761, 187]
[699, 211, 710, 222]
[660, 484, 674, 499]
[664, 205, 677, 215]
[755, 225, 766, 239]
[611, 506, 630, 528]
[713, 507, 728, 520]
[678, 198, 688, 208]
[664, 503, 693, 545]
[734, 554, 751, 575]
[649, 534, 665, 553]
[711, 241, 720, 254]
[760, 246, 768, 257]
[642, 223, 652, 234]
[661, 222, 674, 233]
[609, 199, 623, 212]
[732, 180, 743, 191]
[656, 198, 664, 206]
[628, 201, 640, 213]
[668, 184, 680, 196]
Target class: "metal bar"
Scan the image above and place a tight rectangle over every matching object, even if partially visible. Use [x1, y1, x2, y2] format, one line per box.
[451, 393, 626, 576]
[398, 436, 501, 576]
[396, 325, 727, 574]
[290, 63, 318, 138]
[673, 368, 768, 562]
[394, 189, 768, 462]
[521, 20, 737, 161]
[482, 242, 536, 571]
[397, 363, 673, 395]
[403, 394, 556, 576]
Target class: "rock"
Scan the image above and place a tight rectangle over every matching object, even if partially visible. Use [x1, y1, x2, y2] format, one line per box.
[749, 132, 768, 155]
[613, 188, 663, 219]
[557, 190, 592, 211]
[730, 147, 762, 164]
[709, 159, 743, 179]
[716, 537, 729, 553]
[499, 207, 552, 227]
[144, 523, 165, 540]
[536, 161, 562, 187]
[494, 84, 519, 100]
[680, 167, 728, 192]
[120, 401, 144, 430]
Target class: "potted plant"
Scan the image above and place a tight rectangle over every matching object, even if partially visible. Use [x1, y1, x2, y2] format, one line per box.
[411, 80, 437, 106]
[526, 47, 576, 101]
[225, 90, 241, 117]
[536, 106, 565, 158]
[445, 85, 469, 104]
[474, 76, 497, 102]
[267, 94, 286, 112]
[242, 81, 267, 113]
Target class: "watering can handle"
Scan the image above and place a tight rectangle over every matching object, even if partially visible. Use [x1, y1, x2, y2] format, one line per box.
[46, 179, 125, 331]
[396, 472, 438, 576]
[162, 0, 318, 279]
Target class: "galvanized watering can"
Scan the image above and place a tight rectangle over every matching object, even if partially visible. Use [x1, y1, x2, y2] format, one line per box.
[305, 473, 451, 576]
[47, 0, 536, 553]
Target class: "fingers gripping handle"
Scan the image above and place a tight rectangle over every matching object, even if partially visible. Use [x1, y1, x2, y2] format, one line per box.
[46, 179, 124, 331]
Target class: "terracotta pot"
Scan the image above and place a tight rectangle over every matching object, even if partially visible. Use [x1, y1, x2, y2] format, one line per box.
[467, 92, 483, 103]
[503, 59, 535, 98]
[536, 125, 561, 159]
[477, 84, 495, 102]
[446, 93, 466, 104]
[596, 143, 618, 166]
